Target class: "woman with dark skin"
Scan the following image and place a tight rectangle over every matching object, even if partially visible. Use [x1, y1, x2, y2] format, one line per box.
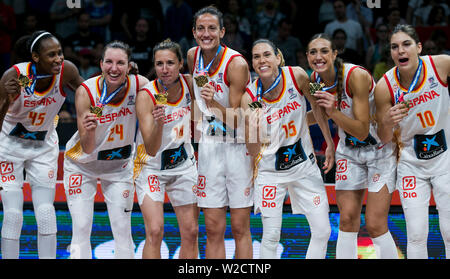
[0, 31, 83, 259]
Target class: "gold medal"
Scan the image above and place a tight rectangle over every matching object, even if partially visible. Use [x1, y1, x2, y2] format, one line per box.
[90, 105, 103, 117]
[155, 93, 168, 105]
[194, 75, 209, 87]
[309, 82, 325, 96]
[401, 100, 411, 111]
[248, 101, 263, 110]
[18, 74, 32, 88]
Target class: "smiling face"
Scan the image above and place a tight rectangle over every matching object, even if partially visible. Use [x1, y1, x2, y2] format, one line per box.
[32, 37, 64, 75]
[154, 49, 183, 85]
[390, 31, 422, 71]
[306, 38, 337, 74]
[100, 47, 130, 87]
[252, 42, 281, 80]
[193, 13, 225, 52]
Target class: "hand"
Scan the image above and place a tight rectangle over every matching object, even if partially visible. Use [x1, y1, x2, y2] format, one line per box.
[82, 113, 98, 132]
[5, 79, 20, 101]
[200, 83, 215, 106]
[323, 144, 335, 174]
[314, 91, 337, 117]
[383, 103, 409, 127]
[152, 104, 165, 126]
[129, 61, 139, 75]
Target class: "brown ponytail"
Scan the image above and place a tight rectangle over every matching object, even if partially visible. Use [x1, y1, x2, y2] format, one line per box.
[335, 57, 344, 111]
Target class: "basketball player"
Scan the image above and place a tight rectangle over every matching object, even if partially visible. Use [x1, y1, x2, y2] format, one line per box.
[187, 6, 253, 259]
[307, 33, 399, 259]
[375, 24, 450, 259]
[0, 31, 84, 259]
[134, 39, 199, 259]
[243, 39, 334, 258]
[64, 41, 149, 259]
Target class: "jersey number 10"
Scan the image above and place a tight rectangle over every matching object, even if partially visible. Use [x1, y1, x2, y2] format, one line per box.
[416, 110, 435, 128]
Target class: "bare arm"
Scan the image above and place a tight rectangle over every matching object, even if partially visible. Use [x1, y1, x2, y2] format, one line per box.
[0, 68, 21, 131]
[298, 67, 335, 173]
[431, 54, 450, 81]
[315, 68, 371, 141]
[374, 78, 408, 144]
[136, 74, 150, 90]
[75, 85, 97, 154]
[241, 92, 261, 157]
[136, 89, 164, 156]
[202, 56, 249, 129]
[187, 47, 196, 75]
[62, 60, 85, 91]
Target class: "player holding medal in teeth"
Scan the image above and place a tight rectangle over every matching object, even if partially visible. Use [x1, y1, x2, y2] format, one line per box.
[242, 39, 334, 259]
[375, 24, 450, 259]
[0, 31, 84, 259]
[134, 39, 199, 259]
[307, 33, 398, 259]
[64, 41, 149, 259]
[187, 5, 253, 259]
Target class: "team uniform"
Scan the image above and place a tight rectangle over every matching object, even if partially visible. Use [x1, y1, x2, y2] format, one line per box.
[0, 62, 65, 191]
[64, 74, 139, 258]
[383, 56, 450, 210]
[134, 76, 197, 207]
[0, 62, 65, 259]
[248, 66, 329, 217]
[192, 45, 253, 208]
[312, 63, 397, 193]
[247, 66, 331, 259]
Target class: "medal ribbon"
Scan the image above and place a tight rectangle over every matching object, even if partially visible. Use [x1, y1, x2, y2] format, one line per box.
[24, 63, 53, 95]
[197, 45, 222, 75]
[256, 68, 282, 102]
[316, 66, 338, 91]
[98, 77, 126, 107]
[395, 58, 423, 104]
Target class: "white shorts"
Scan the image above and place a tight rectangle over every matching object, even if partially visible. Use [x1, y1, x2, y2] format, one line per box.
[63, 158, 134, 210]
[334, 144, 397, 193]
[254, 165, 329, 217]
[0, 131, 59, 190]
[196, 142, 253, 208]
[135, 164, 198, 207]
[397, 170, 450, 211]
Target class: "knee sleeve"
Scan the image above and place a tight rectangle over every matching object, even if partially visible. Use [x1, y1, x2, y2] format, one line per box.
[308, 212, 331, 241]
[35, 203, 57, 235]
[261, 216, 281, 243]
[1, 209, 23, 240]
[106, 203, 135, 259]
[404, 207, 428, 259]
[306, 210, 331, 259]
[69, 200, 94, 238]
[260, 216, 282, 258]
[404, 207, 428, 244]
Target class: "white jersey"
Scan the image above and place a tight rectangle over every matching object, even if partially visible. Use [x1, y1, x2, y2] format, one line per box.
[312, 63, 395, 157]
[2, 62, 66, 141]
[65, 75, 139, 164]
[383, 55, 449, 176]
[247, 67, 318, 183]
[134, 75, 195, 176]
[192, 45, 248, 143]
